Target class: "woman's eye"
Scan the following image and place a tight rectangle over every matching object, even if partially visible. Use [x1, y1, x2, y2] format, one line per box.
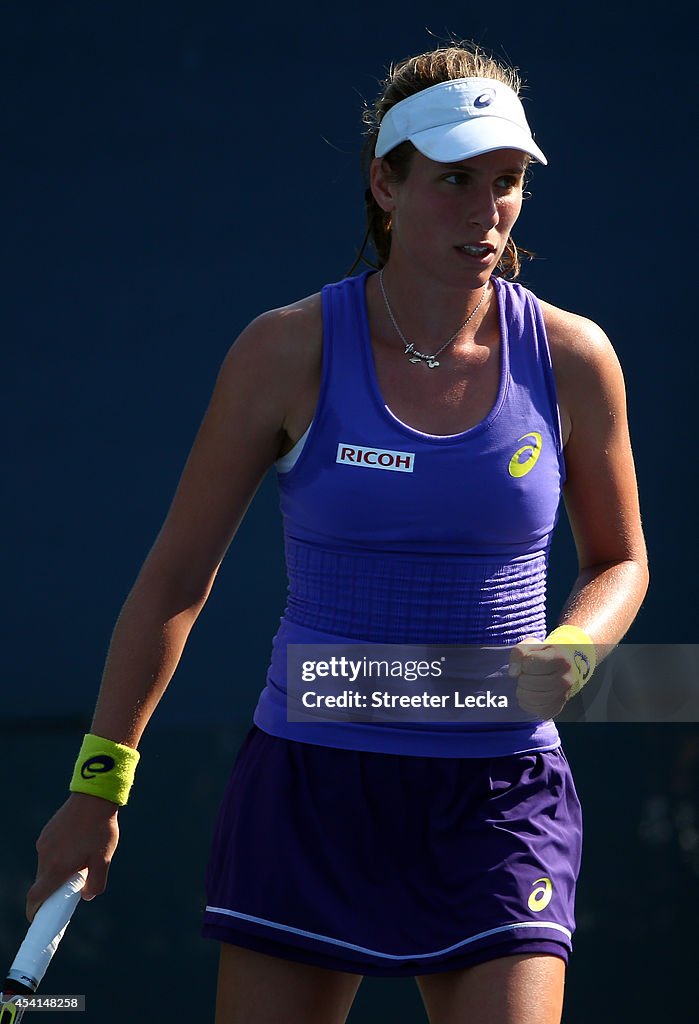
[440, 173, 472, 187]
[495, 175, 522, 190]
[442, 173, 523, 189]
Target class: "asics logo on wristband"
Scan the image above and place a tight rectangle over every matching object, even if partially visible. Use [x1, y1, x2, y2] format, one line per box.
[574, 651, 591, 680]
[80, 755, 116, 779]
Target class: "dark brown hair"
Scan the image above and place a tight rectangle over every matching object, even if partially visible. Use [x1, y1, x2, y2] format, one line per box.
[351, 43, 534, 278]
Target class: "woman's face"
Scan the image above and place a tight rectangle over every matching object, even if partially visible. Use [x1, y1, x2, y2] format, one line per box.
[371, 148, 527, 286]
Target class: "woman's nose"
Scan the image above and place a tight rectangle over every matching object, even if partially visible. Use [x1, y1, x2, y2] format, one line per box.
[468, 188, 499, 230]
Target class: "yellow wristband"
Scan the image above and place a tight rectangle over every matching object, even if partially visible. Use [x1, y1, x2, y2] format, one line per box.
[545, 625, 597, 699]
[69, 733, 140, 806]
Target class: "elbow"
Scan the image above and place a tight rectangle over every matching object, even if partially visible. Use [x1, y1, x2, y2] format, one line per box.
[632, 539, 650, 598]
[638, 556, 650, 602]
[131, 553, 219, 618]
[620, 552, 650, 617]
[621, 551, 650, 602]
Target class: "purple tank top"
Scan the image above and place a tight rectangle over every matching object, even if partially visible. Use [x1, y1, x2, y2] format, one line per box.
[253, 271, 565, 756]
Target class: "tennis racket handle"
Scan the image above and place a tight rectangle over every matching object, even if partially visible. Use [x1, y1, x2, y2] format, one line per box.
[3, 872, 85, 994]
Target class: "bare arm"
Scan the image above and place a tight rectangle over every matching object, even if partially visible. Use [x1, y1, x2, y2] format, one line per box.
[549, 305, 649, 649]
[91, 294, 321, 747]
[512, 304, 649, 717]
[90, 338, 283, 746]
[27, 296, 322, 917]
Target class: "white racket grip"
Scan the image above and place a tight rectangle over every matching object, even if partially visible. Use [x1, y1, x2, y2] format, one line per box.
[7, 872, 85, 991]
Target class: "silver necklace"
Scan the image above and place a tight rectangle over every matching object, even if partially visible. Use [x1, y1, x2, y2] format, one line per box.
[379, 269, 489, 369]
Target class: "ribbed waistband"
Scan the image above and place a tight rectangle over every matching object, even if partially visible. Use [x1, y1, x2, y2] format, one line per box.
[284, 538, 549, 644]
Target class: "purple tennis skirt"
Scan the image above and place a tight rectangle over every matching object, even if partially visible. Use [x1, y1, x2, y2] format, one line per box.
[201, 726, 582, 976]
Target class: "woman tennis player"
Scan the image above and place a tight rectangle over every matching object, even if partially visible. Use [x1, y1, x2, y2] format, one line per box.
[27, 42, 648, 1024]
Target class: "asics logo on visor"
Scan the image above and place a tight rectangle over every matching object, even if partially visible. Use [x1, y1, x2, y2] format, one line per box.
[474, 90, 495, 108]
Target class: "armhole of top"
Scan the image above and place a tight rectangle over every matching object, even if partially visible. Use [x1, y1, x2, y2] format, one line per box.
[274, 283, 332, 478]
[529, 291, 567, 485]
[276, 423, 312, 472]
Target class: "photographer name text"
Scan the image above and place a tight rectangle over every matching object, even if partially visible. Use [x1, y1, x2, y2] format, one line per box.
[300, 690, 509, 709]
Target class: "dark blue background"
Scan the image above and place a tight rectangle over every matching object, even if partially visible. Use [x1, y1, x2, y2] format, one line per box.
[4, 2, 696, 724]
[2, 3, 697, 1021]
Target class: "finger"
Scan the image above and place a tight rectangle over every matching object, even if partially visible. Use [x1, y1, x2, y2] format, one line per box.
[515, 650, 570, 677]
[508, 637, 545, 676]
[516, 678, 568, 713]
[516, 675, 565, 693]
[517, 689, 556, 711]
[26, 868, 85, 923]
[82, 857, 111, 901]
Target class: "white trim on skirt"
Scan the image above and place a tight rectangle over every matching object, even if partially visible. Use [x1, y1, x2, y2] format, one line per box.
[204, 905, 572, 960]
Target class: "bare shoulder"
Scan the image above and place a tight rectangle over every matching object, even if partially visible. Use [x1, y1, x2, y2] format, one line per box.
[539, 299, 627, 444]
[540, 299, 618, 370]
[223, 290, 322, 381]
[216, 290, 322, 445]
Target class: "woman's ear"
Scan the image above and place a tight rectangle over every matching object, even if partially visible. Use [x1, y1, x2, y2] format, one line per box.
[369, 158, 396, 213]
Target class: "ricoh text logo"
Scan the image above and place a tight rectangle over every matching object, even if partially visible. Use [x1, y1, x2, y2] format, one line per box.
[336, 443, 415, 473]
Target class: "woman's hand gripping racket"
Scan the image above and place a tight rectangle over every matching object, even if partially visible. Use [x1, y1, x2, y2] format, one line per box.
[0, 872, 85, 1023]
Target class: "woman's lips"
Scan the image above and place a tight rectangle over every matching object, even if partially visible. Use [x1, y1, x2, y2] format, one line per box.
[457, 242, 496, 263]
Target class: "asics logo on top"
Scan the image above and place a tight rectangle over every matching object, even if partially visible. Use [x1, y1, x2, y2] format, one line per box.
[336, 443, 415, 473]
[508, 432, 543, 478]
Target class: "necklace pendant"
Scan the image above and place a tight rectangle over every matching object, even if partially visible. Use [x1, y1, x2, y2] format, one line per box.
[382, 270, 488, 375]
[405, 343, 436, 367]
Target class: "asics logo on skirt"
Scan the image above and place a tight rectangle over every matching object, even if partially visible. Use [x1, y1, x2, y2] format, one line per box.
[336, 443, 415, 472]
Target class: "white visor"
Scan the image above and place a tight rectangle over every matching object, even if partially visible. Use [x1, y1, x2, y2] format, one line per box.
[375, 77, 547, 166]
